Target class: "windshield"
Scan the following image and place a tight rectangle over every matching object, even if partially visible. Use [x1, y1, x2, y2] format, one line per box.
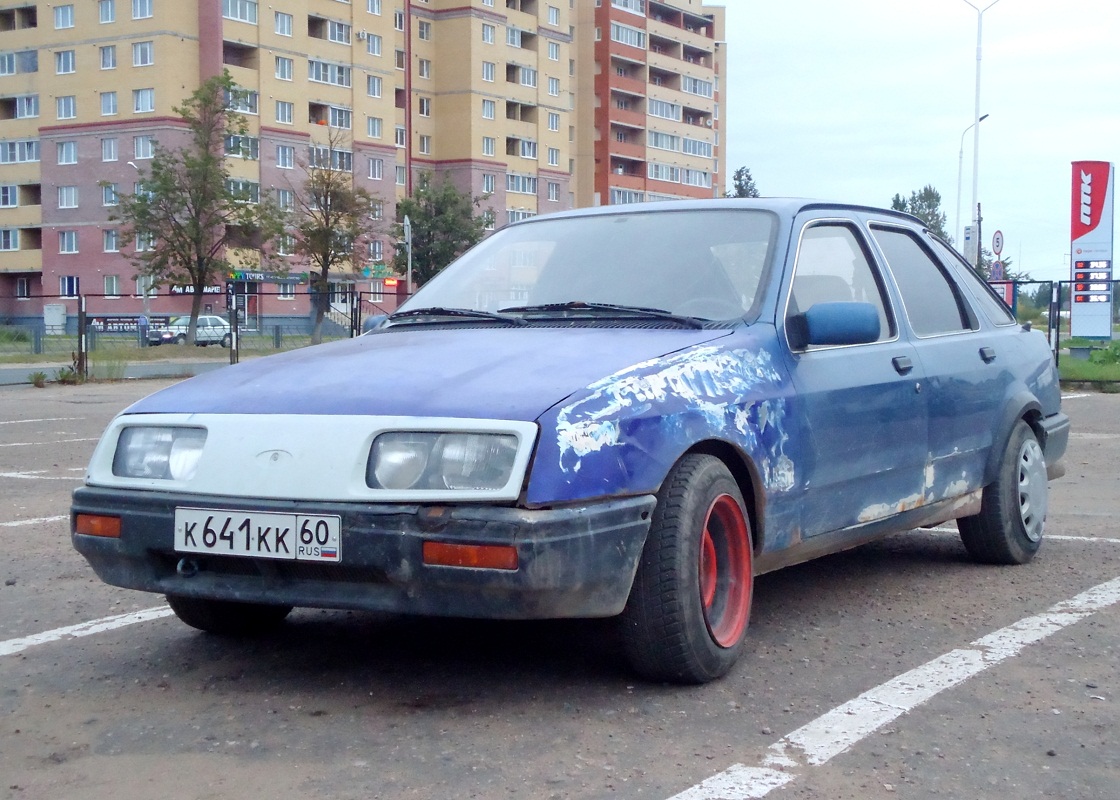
[399, 209, 778, 321]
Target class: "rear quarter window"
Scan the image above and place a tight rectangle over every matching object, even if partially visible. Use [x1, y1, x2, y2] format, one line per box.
[928, 237, 1017, 326]
[870, 225, 973, 336]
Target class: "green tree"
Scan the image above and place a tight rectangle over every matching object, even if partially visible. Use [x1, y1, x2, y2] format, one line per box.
[390, 173, 488, 288]
[109, 71, 283, 343]
[726, 166, 760, 198]
[890, 185, 950, 241]
[289, 126, 377, 344]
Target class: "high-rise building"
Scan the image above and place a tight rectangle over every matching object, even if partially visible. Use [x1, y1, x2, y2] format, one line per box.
[573, 0, 726, 208]
[0, 0, 724, 324]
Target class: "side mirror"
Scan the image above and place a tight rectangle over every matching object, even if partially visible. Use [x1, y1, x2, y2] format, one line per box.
[788, 302, 881, 350]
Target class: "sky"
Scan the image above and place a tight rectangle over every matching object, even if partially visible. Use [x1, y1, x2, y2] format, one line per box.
[721, 0, 1120, 281]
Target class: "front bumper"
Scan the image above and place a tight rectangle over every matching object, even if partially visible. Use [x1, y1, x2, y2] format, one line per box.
[71, 487, 655, 620]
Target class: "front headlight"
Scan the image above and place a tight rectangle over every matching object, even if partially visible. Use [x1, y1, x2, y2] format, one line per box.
[112, 426, 207, 481]
[368, 432, 520, 491]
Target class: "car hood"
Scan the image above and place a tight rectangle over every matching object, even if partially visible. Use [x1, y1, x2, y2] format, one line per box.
[125, 326, 733, 421]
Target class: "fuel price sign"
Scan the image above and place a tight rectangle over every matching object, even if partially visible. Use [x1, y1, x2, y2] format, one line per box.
[1073, 260, 1112, 304]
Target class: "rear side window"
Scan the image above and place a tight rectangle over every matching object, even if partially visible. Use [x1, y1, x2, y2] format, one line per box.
[928, 237, 1016, 326]
[788, 222, 894, 342]
[870, 225, 972, 336]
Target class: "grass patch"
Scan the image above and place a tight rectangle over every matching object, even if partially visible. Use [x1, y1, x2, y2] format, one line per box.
[1058, 357, 1120, 382]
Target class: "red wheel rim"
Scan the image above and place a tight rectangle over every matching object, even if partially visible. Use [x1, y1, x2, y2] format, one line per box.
[697, 494, 752, 648]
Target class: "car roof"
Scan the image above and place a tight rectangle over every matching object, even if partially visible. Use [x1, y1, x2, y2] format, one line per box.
[507, 197, 924, 228]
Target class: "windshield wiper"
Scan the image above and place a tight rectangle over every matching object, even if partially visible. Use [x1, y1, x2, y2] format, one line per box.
[499, 301, 704, 329]
[388, 306, 527, 326]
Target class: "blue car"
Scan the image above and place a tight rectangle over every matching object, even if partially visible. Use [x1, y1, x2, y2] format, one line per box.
[72, 199, 1068, 683]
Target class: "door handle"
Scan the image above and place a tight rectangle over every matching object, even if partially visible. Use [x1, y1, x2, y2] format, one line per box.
[979, 346, 996, 363]
[892, 356, 913, 375]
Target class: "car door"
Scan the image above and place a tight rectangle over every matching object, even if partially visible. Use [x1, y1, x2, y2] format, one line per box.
[781, 218, 930, 537]
[868, 223, 1007, 498]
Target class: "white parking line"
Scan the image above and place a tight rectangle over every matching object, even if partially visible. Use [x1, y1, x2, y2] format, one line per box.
[0, 417, 80, 425]
[669, 575, 1120, 800]
[0, 606, 174, 658]
[0, 437, 99, 448]
[0, 470, 86, 481]
[0, 515, 67, 528]
[1061, 393, 1091, 400]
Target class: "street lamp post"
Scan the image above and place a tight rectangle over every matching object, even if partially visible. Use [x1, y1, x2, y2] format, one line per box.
[962, 0, 1002, 266]
[956, 113, 989, 247]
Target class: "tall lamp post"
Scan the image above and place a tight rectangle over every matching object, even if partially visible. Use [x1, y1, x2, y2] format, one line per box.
[962, 0, 1002, 266]
[956, 113, 989, 247]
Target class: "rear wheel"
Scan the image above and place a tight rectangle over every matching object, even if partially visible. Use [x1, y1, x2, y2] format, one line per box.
[620, 454, 753, 684]
[166, 595, 292, 635]
[958, 420, 1047, 564]
[220, 333, 231, 348]
[175, 333, 187, 344]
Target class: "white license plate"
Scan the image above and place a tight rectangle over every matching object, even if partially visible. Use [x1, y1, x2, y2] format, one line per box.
[174, 508, 341, 563]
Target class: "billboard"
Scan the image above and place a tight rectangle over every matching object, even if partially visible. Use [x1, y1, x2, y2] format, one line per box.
[1070, 161, 1115, 338]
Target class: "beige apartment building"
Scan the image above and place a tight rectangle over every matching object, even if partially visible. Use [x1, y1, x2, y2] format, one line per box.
[0, 0, 724, 326]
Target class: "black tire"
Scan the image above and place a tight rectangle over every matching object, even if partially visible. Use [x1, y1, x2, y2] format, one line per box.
[175, 333, 187, 344]
[220, 333, 231, 348]
[619, 454, 754, 684]
[166, 595, 292, 635]
[958, 420, 1048, 565]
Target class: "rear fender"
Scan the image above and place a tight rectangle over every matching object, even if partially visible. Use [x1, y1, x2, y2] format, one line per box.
[983, 389, 1042, 485]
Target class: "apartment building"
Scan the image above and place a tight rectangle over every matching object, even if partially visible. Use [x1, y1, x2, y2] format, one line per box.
[0, 0, 723, 326]
[573, 0, 725, 208]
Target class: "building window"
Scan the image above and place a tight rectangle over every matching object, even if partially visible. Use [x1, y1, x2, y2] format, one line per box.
[547, 5, 559, 25]
[15, 95, 38, 118]
[275, 56, 292, 80]
[548, 112, 560, 131]
[132, 0, 152, 19]
[548, 77, 560, 96]
[395, 165, 406, 185]
[0, 185, 16, 208]
[394, 49, 406, 70]
[482, 61, 495, 82]
[103, 229, 119, 252]
[275, 11, 292, 35]
[100, 45, 117, 69]
[648, 99, 681, 121]
[278, 281, 296, 298]
[60, 276, 80, 297]
[519, 66, 537, 87]
[367, 75, 382, 97]
[506, 173, 537, 194]
[367, 0, 381, 14]
[102, 138, 118, 161]
[99, 0, 115, 23]
[104, 275, 120, 297]
[55, 50, 76, 74]
[132, 40, 153, 66]
[226, 88, 259, 113]
[548, 41, 560, 61]
[368, 157, 383, 179]
[482, 23, 494, 44]
[519, 139, 538, 159]
[328, 20, 351, 44]
[418, 20, 432, 40]
[394, 126, 406, 147]
[57, 141, 77, 165]
[367, 116, 382, 138]
[226, 178, 260, 203]
[276, 100, 293, 123]
[276, 144, 294, 168]
[394, 10, 404, 30]
[100, 91, 118, 115]
[133, 88, 155, 113]
[59, 232, 79, 255]
[482, 99, 495, 119]
[547, 146, 559, 166]
[0, 140, 40, 164]
[482, 173, 495, 194]
[223, 0, 257, 23]
[610, 22, 645, 49]
[482, 136, 495, 156]
[370, 240, 383, 261]
[418, 97, 431, 117]
[548, 182, 559, 202]
[102, 183, 119, 206]
[418, 58, 431, 79]
[507, 27, 522, 47]
[329, 106, 352, 129]
[308, 60, 351, 87]
[0, 229, 18, 250]
[54, 4, 75, 28]
[134, 135, 155, 159]
[224, 134, 259, 159]
[276, 188, 294, 210]
[58, 186, 79, 209]
[16, 276, 30, 297]
[367, 34, 382, 56]
[370, 200, 384, 218]
[418, 134, 431, 155]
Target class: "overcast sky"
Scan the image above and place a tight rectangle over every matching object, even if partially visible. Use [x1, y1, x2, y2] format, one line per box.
[722, 0, 1119, 281]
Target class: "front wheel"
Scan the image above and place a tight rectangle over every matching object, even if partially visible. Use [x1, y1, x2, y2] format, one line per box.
[619, 454, 753, 684]
[166, 595, 292, 635]
[958, 420, 1048, 565]
[175, 333, 187, 345]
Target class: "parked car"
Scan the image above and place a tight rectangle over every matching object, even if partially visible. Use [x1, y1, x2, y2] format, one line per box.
[72, 199, 1068, 683]
[149, 315, 231, 347]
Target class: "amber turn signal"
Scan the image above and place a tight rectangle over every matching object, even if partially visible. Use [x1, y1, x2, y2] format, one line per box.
[422, 541, 518, 571]
[75, 513, 122, 538]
